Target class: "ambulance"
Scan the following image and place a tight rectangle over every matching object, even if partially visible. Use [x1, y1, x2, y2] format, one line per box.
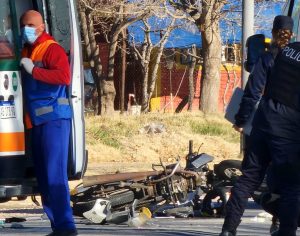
[0, 0, 86, 201]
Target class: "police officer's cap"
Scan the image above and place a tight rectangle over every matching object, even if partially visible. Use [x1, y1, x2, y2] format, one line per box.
[273, 15, 294, 31]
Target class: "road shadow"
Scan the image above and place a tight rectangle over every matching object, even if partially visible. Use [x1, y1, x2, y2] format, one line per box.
[0, 208, 43, 214]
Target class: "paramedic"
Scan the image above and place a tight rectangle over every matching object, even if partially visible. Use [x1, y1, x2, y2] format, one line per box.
[19, 10, 77, 236]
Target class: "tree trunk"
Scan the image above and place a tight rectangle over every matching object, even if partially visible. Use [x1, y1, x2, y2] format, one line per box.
[147, 46, 165, 111]
[102, 13, 149, 115]
[101, 31, 118, 115]
[147, 19, 175, 112]
[78, 4, 94, 108]
[78, 2, 103, 115]
[120, 29, 127, 114]
[78, 3, 90, 56]
[141, 61, 150, 112]
[139, 21, 152, 112]
[188, 44, 197, 111]
[199, 1, 224, 113]
[86, 11, 103, 115]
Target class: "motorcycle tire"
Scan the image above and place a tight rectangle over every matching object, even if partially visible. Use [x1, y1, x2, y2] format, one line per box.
[72, 190, 135, 217]
[201, 187, 227, 217]
[214, 160, 242, 181]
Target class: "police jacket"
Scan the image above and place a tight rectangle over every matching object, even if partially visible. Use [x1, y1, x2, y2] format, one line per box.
[234, 46, 278, 128]
[253, 42, 300, 141]
[265, 42, 300, 110]
[22, 34, 72, 126]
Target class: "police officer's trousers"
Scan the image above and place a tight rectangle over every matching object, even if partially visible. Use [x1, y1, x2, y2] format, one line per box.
[32, 119, 76, 231]
[222, 128, 300, 236]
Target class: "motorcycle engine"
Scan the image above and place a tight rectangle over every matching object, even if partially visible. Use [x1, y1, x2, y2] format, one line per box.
[155, 174, 189, 203]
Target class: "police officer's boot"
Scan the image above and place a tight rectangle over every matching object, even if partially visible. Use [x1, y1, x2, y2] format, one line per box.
[270, 217, 279, 235]
[219, 230, 236, 236]
[271, 231, 279, 236]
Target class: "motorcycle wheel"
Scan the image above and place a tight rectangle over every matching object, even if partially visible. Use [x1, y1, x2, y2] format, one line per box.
[214, 160, 242, 180]
[201, 188, 227, 217]
[72, 190, 135, 217]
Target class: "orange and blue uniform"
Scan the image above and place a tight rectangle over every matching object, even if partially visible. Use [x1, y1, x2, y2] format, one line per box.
[21, 32, 75, 232]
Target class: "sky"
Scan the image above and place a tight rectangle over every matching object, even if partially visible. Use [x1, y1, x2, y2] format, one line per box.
[128, 2, 285, 48]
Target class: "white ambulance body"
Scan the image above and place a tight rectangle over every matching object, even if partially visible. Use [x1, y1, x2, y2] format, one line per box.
[0, 0, 86, 200]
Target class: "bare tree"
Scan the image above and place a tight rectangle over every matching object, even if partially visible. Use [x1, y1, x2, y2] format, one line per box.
[187, 44, 197, 111]
[168, 0, 284, 113]
[220, 1, 284, 111]
[223, 1, 285, 33]
[131, 14, 177, 112]
[169, 0, 226, 113]
[78, 0, 282, 115]
[78, 0, 156, 115]
[78, 1, 103, 114]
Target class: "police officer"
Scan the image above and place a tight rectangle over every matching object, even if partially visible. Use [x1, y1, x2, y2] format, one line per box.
[20, 10, 77, 236]
[233, 15, 293, 132]
[220, 15, 294, 236]
[254, 41, 300, 236]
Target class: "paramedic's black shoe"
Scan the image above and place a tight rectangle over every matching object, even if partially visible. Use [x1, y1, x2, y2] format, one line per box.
[219, 230, 236, 236]
[46, 229, 78, 236]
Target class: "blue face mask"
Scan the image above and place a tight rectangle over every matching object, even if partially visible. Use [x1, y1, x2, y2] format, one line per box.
[21, 26, 38, 44]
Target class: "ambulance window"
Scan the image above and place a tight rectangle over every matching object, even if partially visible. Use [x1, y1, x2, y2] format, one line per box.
[15, 0, 34, 30]
[0, 1, 15, 59]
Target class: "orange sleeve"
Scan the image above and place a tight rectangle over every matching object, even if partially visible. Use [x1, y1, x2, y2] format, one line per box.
[24, 112, 33, 129]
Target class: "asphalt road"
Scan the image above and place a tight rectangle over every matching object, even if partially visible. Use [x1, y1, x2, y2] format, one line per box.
[1, 205, 300, 236]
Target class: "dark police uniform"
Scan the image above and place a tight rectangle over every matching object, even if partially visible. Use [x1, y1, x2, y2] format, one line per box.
[255, 42, 300, 236]
[234, 46, 277, 128]
[222, 42, 300, 236]
[220, 15, 295, 236]
[221, 49, 276, 236]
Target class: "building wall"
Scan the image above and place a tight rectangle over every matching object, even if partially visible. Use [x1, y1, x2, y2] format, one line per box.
[97, 43, 241, 113]
[150, 62, 241, 113]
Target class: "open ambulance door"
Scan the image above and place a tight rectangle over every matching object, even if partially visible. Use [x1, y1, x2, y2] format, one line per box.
[42, 0, 87, 179]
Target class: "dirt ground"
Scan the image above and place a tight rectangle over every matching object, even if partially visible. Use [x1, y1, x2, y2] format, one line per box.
[85, 139, 240, 178]
[85, 115, 241, 175]
[86, 135, 240, 170]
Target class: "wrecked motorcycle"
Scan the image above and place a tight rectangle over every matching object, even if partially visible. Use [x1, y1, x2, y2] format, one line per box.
[70, 141, 242, 224]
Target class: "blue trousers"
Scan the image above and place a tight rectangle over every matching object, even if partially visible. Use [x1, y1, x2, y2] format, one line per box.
[32, 119, 75, 231]
[223, 128, 300, 236]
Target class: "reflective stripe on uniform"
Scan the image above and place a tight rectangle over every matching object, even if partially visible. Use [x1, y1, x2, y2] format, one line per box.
[58, 98, 69, 105]
[34, 98, 69, 116]
[35, 106, 53, 116]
